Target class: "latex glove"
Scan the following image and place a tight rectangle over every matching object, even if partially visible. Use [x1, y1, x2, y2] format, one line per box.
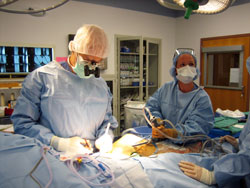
[219, 135, 239, 149]
[51, 136, 93, 154]
[179, 161, 216, 185]
[95, 134, 113, 153]
[152, 125, 178, 139]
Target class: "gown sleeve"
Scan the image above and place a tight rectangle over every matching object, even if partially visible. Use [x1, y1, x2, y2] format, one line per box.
[95, 82, 118, 139]
[213, 120, 250, 186]
[11, 71, 54, 145]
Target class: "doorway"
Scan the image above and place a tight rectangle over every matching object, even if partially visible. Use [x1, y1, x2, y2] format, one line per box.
[200, 34, 250, 113]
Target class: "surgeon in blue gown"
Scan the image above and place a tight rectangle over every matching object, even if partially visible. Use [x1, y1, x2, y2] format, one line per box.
[145, 48, 214, 142]
[179, 56, 250, 187]
[11, 24, 118, 154]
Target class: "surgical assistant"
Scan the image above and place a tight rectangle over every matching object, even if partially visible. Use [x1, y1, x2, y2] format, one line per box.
[145, 49, 214, 142]
[11, 24, 118, 154]
[179, 57, 250, 187]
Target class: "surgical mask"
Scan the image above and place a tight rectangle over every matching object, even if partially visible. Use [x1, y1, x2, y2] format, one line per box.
[176, 65, 197, 84]
[73, 56, 100, 79]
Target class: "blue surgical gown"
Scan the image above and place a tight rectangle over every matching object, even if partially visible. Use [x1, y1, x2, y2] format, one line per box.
[211, 56, 250, 187]
[11, 61, 118, 146]
[213, 115, 250, 187]
[145, 81, 214, 140]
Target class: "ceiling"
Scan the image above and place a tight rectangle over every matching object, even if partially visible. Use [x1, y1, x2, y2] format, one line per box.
[74, 0, 250, 18]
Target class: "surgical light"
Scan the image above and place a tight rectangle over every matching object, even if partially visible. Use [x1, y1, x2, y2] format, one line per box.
[157, 0, 235, 19]
[0, 0, 70, 16]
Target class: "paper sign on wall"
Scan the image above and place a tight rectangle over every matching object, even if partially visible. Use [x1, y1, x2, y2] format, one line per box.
[56, 57, 67, 62]
[229, 68, 239, 83]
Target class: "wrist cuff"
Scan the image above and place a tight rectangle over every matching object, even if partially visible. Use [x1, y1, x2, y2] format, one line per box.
[50, 136, 60, 149]
[200, 168, 216, 185]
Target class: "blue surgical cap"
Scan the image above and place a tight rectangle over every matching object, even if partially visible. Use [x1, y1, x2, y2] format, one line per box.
[247, 56, 250, 75]
[169, 51, 200, 81]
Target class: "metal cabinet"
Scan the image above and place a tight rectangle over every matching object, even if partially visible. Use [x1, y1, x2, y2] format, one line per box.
[101, 74, 120, 136]
[116, 36, 161, 133]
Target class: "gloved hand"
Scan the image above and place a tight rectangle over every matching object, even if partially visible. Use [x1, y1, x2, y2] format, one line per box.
[152, 125, 178, 139]
[50, 136, 93, 154]
[95, 134, 113, 153]
[179, 161, 216, 185]
[219, 135, 239, 149]
[151, 117, 164, 127]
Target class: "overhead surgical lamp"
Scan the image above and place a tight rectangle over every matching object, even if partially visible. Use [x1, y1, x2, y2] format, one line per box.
[0, 0, 70, 16]
[157, 0, 234, 19]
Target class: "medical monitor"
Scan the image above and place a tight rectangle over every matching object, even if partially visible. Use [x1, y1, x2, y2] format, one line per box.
[0, 44, 54, 78]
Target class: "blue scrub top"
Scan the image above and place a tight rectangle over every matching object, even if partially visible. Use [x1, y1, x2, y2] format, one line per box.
[145, 81, 214, 142]
[11, 60, 118, 146]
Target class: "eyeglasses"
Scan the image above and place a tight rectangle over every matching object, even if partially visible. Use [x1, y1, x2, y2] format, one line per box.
[173, 48, 195, 60]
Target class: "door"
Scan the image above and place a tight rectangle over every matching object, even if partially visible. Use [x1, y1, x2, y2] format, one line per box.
[200, 34, 250, 112]
[144, 39, 161, 101]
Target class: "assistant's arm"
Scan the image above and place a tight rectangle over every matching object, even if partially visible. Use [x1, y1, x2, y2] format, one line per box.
[145, 86, 164, 122]
[213, 128, 250, 186]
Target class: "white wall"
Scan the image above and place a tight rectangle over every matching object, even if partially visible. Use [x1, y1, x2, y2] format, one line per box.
[175, 3, 250, 83]
[0, 1, 176, 85]
[1, 1, 250, 85]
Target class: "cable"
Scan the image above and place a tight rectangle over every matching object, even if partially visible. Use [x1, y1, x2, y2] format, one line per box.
[29, 146, 53, 188]
[143, 107, 213, 142]
[130, 107, 235, 158]
[29, 157, 43, 188]
[200, 138, 233, 157]
[142, 106, 219, 155]
[143, 107, 183, 142]
[29, 147, 114, 187]
[66, 153, 115, 187]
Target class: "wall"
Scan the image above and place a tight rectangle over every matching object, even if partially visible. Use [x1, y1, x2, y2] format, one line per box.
[175, 3, 250, 83]
[1, 1, 250, 85]
[0, 1, 176, 85]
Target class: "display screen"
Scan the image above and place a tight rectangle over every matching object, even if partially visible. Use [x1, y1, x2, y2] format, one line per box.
[0, 46, 53, 74]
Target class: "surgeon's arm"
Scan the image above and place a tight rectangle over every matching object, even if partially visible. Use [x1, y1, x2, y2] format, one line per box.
[95, 87, 118, 151]
[11, 72, 54, 145]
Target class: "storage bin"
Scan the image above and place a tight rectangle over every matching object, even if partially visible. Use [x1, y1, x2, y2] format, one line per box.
[124, 101, 147, 129]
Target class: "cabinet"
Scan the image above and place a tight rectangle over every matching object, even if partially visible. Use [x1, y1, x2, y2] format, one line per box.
[116, 36, 161, 133]
[101, 74, 119, 136]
